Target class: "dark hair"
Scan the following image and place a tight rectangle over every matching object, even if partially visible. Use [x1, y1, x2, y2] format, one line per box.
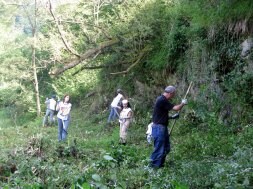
[63, 94, 70, 103]
[120, 101, 131, 109]
[114, 89, 124, 97]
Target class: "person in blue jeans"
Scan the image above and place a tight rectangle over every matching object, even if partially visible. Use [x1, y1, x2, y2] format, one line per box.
[43, 94, 57, 127]
[150, 86, 187, 168]
[56, 95, 72, 142]
[107, 89, 125, 124]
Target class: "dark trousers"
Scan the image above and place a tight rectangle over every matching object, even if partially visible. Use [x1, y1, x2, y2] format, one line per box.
[150, 124, 170, 168]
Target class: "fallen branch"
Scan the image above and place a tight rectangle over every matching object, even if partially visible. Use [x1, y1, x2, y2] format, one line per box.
[110, 46, 151, 75]
[72, 60, 130, 76]
[49, 39, 119, 76]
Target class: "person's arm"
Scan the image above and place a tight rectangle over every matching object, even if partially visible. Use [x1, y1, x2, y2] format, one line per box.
[56, 101, 60, 111]
[45, 98, 49, 104]
[62, 104, 72, 116]
[172, 99, 187, 111]
[172, 103, 184, 111]
[127, 110, 133, 119]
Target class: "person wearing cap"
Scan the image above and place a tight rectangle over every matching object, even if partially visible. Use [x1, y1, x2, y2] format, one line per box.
[107, 89, 125, 125]
[119, 99, 133, 145]
[150, 86, 187, 168]
[43, 94, 57, 127]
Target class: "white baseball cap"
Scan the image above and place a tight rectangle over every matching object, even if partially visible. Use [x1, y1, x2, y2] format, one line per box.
[122, 99, 128, 104]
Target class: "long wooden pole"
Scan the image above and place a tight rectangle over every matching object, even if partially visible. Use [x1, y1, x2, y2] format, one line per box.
[169, 81, 193, 135]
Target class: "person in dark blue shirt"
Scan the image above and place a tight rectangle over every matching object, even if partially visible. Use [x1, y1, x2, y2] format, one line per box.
[150, 86, 187, 168]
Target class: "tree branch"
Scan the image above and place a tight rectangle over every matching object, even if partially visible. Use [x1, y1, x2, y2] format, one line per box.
[48, 0, 80, 58]
[47, 19, 113, 40]
[110, 46, 150, 75]
[49, 39, 119, 76]
[72, 60, 130, 76]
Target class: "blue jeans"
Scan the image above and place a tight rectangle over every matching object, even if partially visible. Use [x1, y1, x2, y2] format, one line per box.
[107, 107, 119, 123]
[43, 109, 55, 126]
[58, 118, 70, 141]
[150, 124, 170, 168]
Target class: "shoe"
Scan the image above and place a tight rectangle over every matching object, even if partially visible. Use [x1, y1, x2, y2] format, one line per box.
[149, 163, 162, 169]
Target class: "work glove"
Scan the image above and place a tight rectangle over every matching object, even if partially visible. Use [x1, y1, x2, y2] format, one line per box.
[169, 113, 179, 119]
[181, 99, 188, 105]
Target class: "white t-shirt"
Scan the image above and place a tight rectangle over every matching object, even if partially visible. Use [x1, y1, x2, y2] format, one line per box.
[46, 98, 57, 111]
[146, 122, 153, 135]
[120, 107, 132, 119]
[111, 94, 123, 108]
[57, 101, 72, 120]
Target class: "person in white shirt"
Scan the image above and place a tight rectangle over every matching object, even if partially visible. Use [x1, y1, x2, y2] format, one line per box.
[146, 122, 153, 144]
[119, 99, 133, 145]
[107, 89, 125, 124]
[43, 94, 57, 127]
[56, 95, 72, 141]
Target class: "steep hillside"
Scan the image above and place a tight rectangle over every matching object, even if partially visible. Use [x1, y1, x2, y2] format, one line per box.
[0, 0, 253, 188]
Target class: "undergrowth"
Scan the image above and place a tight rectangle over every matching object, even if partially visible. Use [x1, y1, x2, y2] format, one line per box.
[0, 107, 253, 188]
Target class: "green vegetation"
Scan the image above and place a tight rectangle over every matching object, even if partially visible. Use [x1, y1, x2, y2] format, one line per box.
[1, 110, 253, 188]
[0, 0, 253, 188]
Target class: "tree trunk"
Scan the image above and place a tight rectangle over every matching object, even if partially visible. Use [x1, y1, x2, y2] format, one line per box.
[32, 41, 41, 116]
[32, 0, 41, 116]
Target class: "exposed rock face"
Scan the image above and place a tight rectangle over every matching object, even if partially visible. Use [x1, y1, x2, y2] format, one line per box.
[241, 38, 253, 57]
[241, 37, 253, 74]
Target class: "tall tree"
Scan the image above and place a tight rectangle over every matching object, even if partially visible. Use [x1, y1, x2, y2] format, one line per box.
[1, 0, 48, 116]
[30, 0, 41, 116]
[19, 0, 42, 116]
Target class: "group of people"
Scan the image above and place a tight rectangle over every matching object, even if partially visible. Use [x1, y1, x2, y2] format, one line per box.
[43, 84, 188, 169]
[43, 94, 72, 142]
[107, 89, 133, 145]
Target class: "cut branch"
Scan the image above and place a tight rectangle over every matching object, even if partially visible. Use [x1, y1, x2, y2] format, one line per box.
[110, 46, 150, 75]
[49, 39, 119, 76]
[72, 60, 130, 76]
[48, 0, 80, 58]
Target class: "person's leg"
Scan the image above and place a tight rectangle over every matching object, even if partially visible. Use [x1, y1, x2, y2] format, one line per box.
[119, 122, 123, 143]
[160, 127, 170, 166]
[62, 119, 70, 141]
[120, 120, 130, 144]
[114, 107, 120, 119]
[150, 124, 166, 168]
[107, 107, 114, 123]
[111, 107, 117, 121]
[49, 110, 54, 126]
[58, 118, 63, 141]
[43, 109, 50, 127]
[52, 113, 56, 126]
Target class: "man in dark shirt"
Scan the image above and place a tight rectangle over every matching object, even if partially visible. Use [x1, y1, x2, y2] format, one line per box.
[150, 85, 187, 168]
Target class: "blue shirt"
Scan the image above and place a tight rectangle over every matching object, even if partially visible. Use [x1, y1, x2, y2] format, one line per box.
[152, 95, 174, 126]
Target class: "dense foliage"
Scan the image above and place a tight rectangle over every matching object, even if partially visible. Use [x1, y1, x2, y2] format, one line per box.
[0, 0, 253, 188]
